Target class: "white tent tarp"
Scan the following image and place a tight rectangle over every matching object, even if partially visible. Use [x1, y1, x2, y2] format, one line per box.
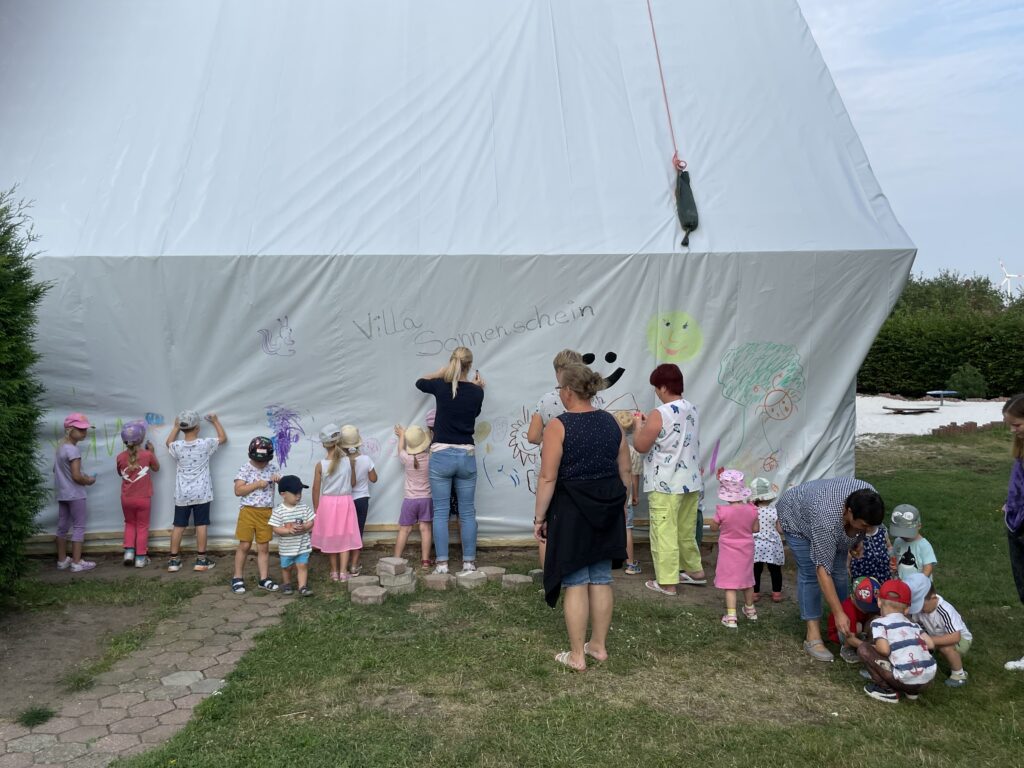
[0, 0, 914, 545]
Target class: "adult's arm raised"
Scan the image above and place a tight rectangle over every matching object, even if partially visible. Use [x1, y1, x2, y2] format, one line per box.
[632, 409, 662, 454]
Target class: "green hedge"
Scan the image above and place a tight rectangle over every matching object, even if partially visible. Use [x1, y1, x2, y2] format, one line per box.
[858, 309, 1024, 397]
[0, 189, 50, 592]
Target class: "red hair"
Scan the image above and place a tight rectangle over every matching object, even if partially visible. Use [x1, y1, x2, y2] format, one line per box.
[649, 364, 684, 395]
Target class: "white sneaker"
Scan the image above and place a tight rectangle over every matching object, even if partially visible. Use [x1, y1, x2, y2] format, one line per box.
[70, 560, 96, 573]
[56, 556, 72, 570]
[123, 548, 135, 566]
[1005, 655, 1024, 671]
[433, 563, 450, 575]
[459, 562, 477, 574]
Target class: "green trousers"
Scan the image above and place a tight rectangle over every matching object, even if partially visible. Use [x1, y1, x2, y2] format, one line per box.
[648, 491, 702, 584]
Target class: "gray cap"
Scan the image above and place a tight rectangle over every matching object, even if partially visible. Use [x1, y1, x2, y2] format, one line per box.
[890, 504, 921, 539]
[177, 410, 200, 429]
[318, 423, 342, 445]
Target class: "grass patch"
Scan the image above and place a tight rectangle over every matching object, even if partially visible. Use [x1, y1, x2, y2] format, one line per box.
[110, 430, 1024, 767]
[15, 705, 56, 728]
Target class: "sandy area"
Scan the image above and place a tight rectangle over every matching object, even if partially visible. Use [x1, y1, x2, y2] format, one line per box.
[856, 395, 1004, 436]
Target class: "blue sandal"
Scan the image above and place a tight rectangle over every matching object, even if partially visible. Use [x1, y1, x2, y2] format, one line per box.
[230, 578, 245, 594]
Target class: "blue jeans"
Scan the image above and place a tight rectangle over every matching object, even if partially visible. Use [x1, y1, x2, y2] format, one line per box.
[429, 448, 478, 562]
[784, 533, 848, 621]
[563, 559, 613, 587]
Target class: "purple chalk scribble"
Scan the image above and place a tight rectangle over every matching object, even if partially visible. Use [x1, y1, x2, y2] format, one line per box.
[266, 405, 304, 467]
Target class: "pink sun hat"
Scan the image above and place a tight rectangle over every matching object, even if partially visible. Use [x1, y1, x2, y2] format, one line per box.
[64, 412, 94, 430]
[718, 469, 751, 502]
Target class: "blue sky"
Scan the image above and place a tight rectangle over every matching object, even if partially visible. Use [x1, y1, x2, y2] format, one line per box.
[799, 0, 1024, 287]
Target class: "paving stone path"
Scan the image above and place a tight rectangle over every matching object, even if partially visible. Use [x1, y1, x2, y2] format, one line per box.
[0, 586, 286, 767]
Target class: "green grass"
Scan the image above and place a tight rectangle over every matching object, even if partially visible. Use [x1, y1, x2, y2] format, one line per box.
[15, 705, 56, 728]
[100, 431, 1024, 766]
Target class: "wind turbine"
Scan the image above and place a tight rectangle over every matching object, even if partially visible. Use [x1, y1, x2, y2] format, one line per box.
[1000, 260, 1022, 297]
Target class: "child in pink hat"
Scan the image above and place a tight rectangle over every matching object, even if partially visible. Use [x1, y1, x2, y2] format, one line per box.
[710, 469, 760, 627]
[54, 413, 98, 572]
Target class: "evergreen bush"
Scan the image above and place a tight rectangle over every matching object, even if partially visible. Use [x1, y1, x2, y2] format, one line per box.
[947, 363, 988, 399]
[0, 189, 50, 592]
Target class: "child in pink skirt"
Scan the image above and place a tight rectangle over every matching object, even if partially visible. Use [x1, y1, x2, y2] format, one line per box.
[311, 423, 362, 581]
[116, 420, 160, 568]
[711, 469, 760, 628]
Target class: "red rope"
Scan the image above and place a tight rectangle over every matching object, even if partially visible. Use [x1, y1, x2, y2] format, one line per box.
[646, 0, 686, 171]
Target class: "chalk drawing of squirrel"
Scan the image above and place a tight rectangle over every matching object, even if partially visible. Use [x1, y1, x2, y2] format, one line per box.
[257, 316, 296, 356]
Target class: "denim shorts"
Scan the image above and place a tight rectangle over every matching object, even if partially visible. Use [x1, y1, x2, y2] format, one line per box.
[280, 551, 311, 568]
[562, 559, 613, 588]
[625, 504, 635, 530]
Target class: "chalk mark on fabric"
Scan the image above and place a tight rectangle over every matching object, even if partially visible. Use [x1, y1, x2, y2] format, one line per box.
[257, 316, 297, 356]
[266, 405, 304, 466]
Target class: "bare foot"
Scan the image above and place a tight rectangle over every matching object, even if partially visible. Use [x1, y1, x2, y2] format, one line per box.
[584, 642, 608, 662]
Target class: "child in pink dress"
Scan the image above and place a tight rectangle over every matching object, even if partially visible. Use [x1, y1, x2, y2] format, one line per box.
[711, 469, 760, 628]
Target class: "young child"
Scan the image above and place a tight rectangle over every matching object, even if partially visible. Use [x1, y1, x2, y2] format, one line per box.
[890, 504, 937, 579]
[269, 475, 316, 596]
[311, 424, 362, 581]
[910, 581, 971, 687]
[165, 410, 227, 573]
[1002, 394, 1024, 671]
[344, 425, 378, 576]
[54, 413, 98, 572]
[230, 436, 281, 594]
[828, 575, 881, 663]
[710, 469, 760, 628]
[850, 520, 893, 585]
[859, 578, 937, 703]
[614, 410, 643, 575]
[749, 476, 783, 602]
[116, 420, 160, 568]
[393, 424, 433, 569]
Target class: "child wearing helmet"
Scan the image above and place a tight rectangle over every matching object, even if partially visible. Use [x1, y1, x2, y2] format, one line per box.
[115, 420, 160, 568]
[230, 436, 282, 594]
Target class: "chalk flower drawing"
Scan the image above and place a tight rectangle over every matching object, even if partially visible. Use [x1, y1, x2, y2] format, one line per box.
[266, 405, 304, 466]
[258, 316, 296, 356]
[508, 406, 539, 466]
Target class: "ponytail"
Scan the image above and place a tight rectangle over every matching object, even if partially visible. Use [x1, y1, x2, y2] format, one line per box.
[127, 443, 140, 470]
[348, 452, 358, 488]
[412, 452, 419, 470]
[443, 346, 474, 398]
[327, 443, 343, 475]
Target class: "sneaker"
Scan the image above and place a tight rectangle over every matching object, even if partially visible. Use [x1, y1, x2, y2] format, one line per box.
[281, 583, 294, 595]
[945, 670, 968, 688]
[863, 683, 899, 704]
[904, 693, 919, 701]
[771, 591, 784, 603]
[433, 562, 450, 575]
[193, 557, 216, 572]
[299, 586, 313, 597]
[742, 605, 758, 621]
[167, 556, 182, 573]
[624, 560, 642, 575]
[134, 556, 151, 568]
[56, 556, 72, 570]
[839, 645, 861, 664]
[231, 578, 246, 594]
[70, 559, 96, 573]
[420, 559, 433, 571]
[1005, 655, 1024, 671]
[459, 562, 477, 574]
[258, 578, 279, 592]
[123, 548, 135, 566]
[860, 669, 873, 680]
[721, 614, 738, 629]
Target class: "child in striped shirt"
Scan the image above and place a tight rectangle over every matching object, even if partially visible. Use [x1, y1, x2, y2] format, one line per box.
[269, 475, 316, 596]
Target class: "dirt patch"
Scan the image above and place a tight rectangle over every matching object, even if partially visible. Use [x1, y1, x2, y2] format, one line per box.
[0, 603, 143, 718]
[407, 601, 444, 617]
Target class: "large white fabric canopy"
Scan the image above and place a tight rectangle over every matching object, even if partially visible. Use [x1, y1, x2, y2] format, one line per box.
[0, 0, 914, 545]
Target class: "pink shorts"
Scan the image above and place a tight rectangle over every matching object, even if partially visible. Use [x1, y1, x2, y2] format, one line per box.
[398, 498, 433, 526]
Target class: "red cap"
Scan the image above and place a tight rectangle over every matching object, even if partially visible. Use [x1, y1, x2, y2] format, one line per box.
[878, 579, 911, 606]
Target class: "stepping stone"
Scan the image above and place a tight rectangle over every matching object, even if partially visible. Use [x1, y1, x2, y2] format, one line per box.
[379, 570, 416, 588]
[457, 571, 487, 589]
[502, 574, 533, 590]
[376, 556, 408, 576]
[160, 670, 204, 687]
[529, 568, 544, 584]
[346, 575, 380, 592]
[478, 566, 506, 582]
[423, 573, 455, 591]
[351, 586, 388, 605]
[385, 579, 417, 596]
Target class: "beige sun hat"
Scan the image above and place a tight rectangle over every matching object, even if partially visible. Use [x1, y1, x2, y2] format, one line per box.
[613, 410, 635, 432]
[339, 424, 362, 450]
[749, 476, 779, 502]
[404, 425, 430, 455]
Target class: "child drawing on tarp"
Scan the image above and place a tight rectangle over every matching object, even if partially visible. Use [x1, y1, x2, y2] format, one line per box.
[342, 425, 377, 576]
[749, 476, 783, 602]
[710, 470, 760, 628]
[394, 424, 433, 570]
[614, 410, 643, 575]
[116, 420, 160, 568]
[54, 413, 98, 572]
[311, 424, 361, 582]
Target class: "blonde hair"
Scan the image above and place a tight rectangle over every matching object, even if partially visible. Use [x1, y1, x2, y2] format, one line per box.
[443, 346, 474, 398]
[1005, 394, 1024, 460]
[325, 443, 358, 487]
[552, 349, 583, 374]
[126, 443, 140, 470]
[57, 427, 73, 450]
[559, 363, 605, 402]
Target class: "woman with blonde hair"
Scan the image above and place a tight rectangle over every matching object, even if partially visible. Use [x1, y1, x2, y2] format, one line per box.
[415, 346, 485, 574]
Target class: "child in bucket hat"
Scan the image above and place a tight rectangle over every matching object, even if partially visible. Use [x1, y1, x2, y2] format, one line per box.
[341, 425, 378, 577]
[749, 476, 784, 603]
[709, 470, 760, 628]
[890, 504, 937, 580]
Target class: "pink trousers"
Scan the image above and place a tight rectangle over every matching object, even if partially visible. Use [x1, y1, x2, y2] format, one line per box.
[121, 496, 152, 555]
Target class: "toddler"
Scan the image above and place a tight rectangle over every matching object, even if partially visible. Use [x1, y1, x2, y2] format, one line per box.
[269, 475, 316, 596]
[54, 413, 98, 572]
[231, 436, 281, 594]
[890, 504, 937, 579]
[749, 476, 783, 602]
[828, 575, 880, 663]
[911, 580, 971, 688]
[116, 420, 159, 568]
[345, 425, 378, 576]
[710, 469, 759, 628]
[614, 410, 643, 575]
[393, 424, 433, 569]
[850, 520, 892, 585]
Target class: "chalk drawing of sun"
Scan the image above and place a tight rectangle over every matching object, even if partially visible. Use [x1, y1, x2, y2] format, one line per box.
[647, 311, 703, 362]
[508, 406, 539, 466]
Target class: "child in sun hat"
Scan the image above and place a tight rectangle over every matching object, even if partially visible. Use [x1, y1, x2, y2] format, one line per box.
[116, 420, 160, 568]
[890, 503, 937, 580]
[749, 476, 783, 602]
[54, 413, 98, 572]
[614, 410, 644, 575]
[709, 469, 760, 628]
[311, 423, 361, 581]
[393, 423, 433, 568]
[342, 425, 377, 576]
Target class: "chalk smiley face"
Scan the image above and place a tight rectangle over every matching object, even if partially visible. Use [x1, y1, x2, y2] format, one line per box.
[647, 311, 702, 362]
[582, 351, 625, 389]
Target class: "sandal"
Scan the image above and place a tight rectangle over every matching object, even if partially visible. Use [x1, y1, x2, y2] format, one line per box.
[230, 578, 246, 594]
[330, 571, 341, 582]
[258, 578, 279, 592]
[678, 572, 707, 586]
[803, 639, 835, 662]
[721, 614, 738, 628]
[554, 651, 586, 672]
[583, 642, 608, 662]
[742, 605, 758, 621]
[644, 580, 677, 596]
